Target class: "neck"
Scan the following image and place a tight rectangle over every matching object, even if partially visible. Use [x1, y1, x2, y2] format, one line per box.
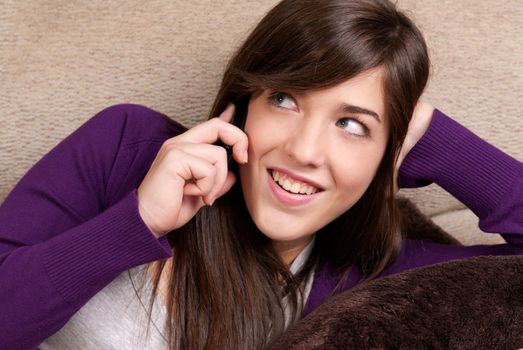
[273, 235, 314, 267]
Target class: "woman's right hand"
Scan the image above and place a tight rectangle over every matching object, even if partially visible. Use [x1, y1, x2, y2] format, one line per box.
[136, 104, 249, 238]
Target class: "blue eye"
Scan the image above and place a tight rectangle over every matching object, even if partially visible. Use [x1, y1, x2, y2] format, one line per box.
[336, 118, 369, 137]
[268, 92, 297, 110]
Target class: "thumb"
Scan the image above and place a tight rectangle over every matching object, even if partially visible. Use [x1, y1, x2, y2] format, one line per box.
[393, 170, 400, 194]
[393, 150, 405, 194]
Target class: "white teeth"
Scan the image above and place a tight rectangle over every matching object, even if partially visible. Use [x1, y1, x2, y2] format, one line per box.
[282, 179, 293, 192]
[301, 185, 312, 194]
[270, 170, 319, 195]
[290, 182, 301, 193]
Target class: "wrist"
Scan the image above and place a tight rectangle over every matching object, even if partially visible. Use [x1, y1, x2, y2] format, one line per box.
[137, 202, 163, 239]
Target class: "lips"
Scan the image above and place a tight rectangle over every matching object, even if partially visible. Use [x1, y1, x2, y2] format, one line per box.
[270, 169, 320, 195]
[266, 168, 324, 206]
[269, 167, 324, 191]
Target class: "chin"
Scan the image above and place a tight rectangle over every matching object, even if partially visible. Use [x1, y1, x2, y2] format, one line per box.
[253, 215, 315, 243]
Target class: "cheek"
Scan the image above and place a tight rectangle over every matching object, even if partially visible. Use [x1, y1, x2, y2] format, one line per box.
[331, 143, 386, 205]
[243, 109, 291, 161]
[239, 109, 279, 201]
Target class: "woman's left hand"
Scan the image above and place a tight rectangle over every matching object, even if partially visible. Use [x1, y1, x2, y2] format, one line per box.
[393, 101, 435, 192]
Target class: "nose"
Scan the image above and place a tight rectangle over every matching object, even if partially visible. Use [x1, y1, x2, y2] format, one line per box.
[282, 118, 326, 168]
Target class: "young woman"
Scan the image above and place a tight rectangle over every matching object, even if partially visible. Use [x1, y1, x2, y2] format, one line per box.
[1, 0, 522, 349]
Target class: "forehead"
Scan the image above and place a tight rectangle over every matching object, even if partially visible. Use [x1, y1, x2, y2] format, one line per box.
[295, 68, 386, 119]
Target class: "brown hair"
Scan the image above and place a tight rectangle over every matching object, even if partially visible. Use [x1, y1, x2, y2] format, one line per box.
[142, 0, 430, 348]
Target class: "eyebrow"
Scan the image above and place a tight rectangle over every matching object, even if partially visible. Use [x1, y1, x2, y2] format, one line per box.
[339, 103, 381, 123]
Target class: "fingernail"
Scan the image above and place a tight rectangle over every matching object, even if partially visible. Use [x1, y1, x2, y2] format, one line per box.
[243, 150, 248, 163]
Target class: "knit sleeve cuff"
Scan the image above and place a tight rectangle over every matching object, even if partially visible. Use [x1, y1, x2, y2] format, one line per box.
[399, 109, 522, 219]
[41, 189, 173, 304]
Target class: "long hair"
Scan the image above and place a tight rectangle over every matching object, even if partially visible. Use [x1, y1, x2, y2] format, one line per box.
[142, 0, 430, 348]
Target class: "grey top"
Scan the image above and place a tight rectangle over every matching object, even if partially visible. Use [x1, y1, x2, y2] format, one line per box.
[38, 240, 315, 349]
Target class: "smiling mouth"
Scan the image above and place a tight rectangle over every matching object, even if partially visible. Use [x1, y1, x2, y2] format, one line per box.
[269, 169, 321, 195]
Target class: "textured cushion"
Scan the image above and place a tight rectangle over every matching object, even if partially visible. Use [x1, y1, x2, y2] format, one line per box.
[431, 209, 504, 245]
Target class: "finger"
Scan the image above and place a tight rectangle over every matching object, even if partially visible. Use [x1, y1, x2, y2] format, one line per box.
[393, 159, 400, 192]
[172, 143, 228, 203]
[218, 103, 235, 123]
[392, 172, 399, 194]
[176, 113, 248, 164]
[174, 150, 217, 203]
[216, 104, 241, 164]
[185, 171, 236, 204]
[394, 136, 411, 193]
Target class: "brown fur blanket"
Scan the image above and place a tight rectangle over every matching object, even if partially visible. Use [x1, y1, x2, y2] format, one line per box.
[272, 255, 523, 349]
[271, 199, 523, 349]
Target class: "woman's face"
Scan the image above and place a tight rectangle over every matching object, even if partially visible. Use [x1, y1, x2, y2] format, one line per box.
[239, 68, 389, 263]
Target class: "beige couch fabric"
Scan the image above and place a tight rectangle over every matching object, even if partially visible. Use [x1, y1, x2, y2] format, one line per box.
[1, 0, 521, 244]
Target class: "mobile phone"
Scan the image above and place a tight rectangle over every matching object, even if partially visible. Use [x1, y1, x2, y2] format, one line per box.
[216, 96, 249, 168]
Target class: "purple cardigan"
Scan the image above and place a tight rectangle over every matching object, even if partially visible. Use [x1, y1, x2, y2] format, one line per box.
[0, 105, 521, 349]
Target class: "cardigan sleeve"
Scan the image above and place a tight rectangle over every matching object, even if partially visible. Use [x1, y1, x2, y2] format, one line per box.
[399, 108, 523, 248]
[0, 105, 177, 350]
